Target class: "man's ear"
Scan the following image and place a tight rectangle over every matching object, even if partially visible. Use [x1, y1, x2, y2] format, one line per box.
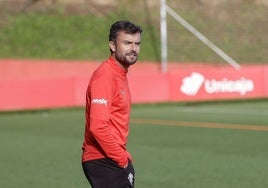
[109, 41, 116, 52]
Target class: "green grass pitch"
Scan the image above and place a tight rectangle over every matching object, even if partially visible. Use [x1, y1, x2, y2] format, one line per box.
[0, 100, 268, 188]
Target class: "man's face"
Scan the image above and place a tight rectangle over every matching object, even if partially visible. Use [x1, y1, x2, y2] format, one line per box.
[110, 31, 141, 69]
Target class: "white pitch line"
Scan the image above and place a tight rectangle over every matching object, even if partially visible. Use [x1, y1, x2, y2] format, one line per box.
[176, 107, 268, 116]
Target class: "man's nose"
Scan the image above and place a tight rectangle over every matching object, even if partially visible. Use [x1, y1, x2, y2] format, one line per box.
[131, 44, 137, 51]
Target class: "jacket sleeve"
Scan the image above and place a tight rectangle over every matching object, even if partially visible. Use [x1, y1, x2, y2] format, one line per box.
[87, 76, 129, 168]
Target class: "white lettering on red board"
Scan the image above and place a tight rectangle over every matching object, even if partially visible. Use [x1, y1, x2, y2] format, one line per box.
[180, 72, 254, 96]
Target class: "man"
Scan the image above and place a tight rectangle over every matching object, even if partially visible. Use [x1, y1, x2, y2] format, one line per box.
[81, 20, 142, 188]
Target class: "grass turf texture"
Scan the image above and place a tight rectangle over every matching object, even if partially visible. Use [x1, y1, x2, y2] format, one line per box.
[0, 1, 268, 63]
[1, 100, 268, 187]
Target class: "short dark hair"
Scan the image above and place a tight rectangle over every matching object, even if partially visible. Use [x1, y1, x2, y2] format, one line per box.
[109, 20, 143, 42]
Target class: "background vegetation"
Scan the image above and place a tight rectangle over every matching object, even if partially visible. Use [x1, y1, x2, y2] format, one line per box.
[0, 0, 267, 64]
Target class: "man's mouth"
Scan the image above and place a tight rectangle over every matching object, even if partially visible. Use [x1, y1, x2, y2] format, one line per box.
[127, 52, 137, 57]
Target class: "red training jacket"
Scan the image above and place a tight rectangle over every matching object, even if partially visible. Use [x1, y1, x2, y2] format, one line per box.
[82, 56, 132, 168]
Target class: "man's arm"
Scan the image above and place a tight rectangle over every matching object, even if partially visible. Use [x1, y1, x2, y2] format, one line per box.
[88, 77, 129, 168]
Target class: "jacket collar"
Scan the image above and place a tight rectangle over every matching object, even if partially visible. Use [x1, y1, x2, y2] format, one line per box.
[107, 56, 128, 76]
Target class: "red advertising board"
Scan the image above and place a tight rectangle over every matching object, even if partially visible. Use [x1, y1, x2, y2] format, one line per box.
[168, 65, 266, 101]
[0, 78, 76, 110]
[0, 59, 267, 111]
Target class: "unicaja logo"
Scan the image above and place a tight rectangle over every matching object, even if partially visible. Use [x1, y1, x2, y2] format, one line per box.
[180, 72, 254, 96]
[180, 72, 204, 96]
[205, 77, 254, 95]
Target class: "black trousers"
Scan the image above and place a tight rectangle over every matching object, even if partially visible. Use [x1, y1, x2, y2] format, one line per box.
[82, 158, 135, 188]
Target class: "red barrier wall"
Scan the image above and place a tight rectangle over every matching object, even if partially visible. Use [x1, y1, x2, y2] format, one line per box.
[167, 65, 266, 101]
[0, 59, 267, 111]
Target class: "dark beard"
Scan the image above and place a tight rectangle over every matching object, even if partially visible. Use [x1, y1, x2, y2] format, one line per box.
[115, 52, 138, 68]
